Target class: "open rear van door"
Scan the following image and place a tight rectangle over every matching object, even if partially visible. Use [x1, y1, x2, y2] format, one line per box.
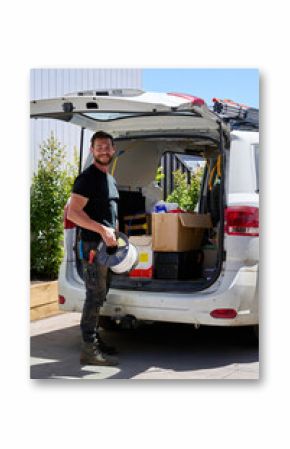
[31, 90, 229, 142]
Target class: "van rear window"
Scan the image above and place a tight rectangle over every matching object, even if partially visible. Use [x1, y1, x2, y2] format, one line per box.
[83, 112, 138, 121]
[82, 111, 197, 122]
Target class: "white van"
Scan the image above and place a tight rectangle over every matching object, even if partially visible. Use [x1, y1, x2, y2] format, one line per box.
[30, 90, 259, 333]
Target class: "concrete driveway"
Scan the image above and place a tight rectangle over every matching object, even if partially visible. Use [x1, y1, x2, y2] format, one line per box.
[30, 312, 259, 380]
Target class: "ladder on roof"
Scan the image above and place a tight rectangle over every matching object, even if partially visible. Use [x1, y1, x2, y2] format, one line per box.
[212, 98, 259, 130]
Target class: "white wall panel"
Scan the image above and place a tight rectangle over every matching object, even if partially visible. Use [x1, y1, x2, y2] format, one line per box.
[30, 68, 142, 177]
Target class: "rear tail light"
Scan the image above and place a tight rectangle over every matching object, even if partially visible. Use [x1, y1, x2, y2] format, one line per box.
[167, 92, 205, 106]
[225, 206, 259, 236]
[63, 204, 76, 229]
[210, 309, 237, 319]
[58, 295, 66, 304]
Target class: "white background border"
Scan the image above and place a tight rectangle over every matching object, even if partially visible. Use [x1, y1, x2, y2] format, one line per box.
[1, 0, 288, 447]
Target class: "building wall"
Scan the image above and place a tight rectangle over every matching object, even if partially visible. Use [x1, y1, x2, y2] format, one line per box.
[30, 68, 142, 176]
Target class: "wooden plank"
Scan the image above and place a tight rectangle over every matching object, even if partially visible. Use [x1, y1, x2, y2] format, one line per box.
[30, 302, 63, 321]
[124, 213, 147, 221]
[30, 281, 58, 309]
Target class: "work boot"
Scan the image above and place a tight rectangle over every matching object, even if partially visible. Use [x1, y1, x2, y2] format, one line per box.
[97, 335, 118, 355]
[80, 342, 119, 366]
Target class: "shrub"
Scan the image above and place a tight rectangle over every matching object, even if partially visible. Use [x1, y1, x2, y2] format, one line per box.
[30, 133, 78, 279]
[155, 166, 165, 184]
[166, 168, 203, 212]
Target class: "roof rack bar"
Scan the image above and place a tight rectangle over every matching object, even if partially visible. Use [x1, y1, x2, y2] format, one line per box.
[64, 88, 144, 97]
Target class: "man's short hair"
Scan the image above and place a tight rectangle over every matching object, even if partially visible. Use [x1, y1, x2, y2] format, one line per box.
[91, 131, 114, 147]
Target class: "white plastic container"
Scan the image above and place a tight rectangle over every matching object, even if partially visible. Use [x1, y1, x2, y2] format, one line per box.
[128, 235, 153, 278]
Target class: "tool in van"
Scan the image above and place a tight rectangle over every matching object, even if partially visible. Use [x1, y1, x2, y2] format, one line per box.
[88, 249, 96, 264]
[111, 149, 125, 176]
[208, 155, 222, 191]
[79, 239, 84, 260]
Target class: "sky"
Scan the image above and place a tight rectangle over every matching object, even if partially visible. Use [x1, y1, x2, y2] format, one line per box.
[142, 68, 259, 108]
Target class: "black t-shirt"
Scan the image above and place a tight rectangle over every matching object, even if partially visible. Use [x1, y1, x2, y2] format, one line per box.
[72, 164, 119, 242]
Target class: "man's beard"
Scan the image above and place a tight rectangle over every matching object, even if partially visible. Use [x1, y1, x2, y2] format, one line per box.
[93, 154, 114, 166]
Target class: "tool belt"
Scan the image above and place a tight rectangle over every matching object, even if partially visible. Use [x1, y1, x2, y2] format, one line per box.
[79, 241, 108, 292]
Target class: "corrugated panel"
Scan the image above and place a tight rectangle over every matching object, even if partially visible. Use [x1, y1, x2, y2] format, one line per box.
[30, 68, 142, 176]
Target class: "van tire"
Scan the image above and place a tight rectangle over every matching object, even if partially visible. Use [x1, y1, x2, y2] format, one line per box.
[244, 325, 259, 344]
[99, 316, 118, 331]
[252, 324, 259, 343]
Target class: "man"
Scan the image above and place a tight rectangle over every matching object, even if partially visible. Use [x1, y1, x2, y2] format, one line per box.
[68, 131, 119, 366]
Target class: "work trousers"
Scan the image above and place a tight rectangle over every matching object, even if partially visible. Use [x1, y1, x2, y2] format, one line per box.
[80, 241, 111, 343]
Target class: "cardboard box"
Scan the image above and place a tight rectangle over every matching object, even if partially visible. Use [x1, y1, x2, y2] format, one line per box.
[128, 235, 153, 278]
[152, 213, 212, 252]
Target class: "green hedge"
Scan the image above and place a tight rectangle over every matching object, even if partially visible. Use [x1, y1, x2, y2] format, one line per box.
[30, 133, 78, 279]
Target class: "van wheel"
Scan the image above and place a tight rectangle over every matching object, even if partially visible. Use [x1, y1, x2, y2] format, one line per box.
[244, 325, 259, 344]
[99, 316, 118, 331]
[252, 325, 259, 343]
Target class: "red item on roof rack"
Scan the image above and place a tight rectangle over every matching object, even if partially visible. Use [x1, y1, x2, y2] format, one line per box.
[212, 98, 249, 108]
[212, 97, 259, 128]
[168, 92, 205, 106]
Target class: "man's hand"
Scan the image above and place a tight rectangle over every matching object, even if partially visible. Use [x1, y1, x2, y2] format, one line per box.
[100, 226, 117, 247]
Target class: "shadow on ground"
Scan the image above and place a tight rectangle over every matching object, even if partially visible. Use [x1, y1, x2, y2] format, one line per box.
[30, 321, 258, 379]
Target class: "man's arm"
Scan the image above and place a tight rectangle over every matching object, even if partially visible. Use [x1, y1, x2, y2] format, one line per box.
[67, 193, 117, 246]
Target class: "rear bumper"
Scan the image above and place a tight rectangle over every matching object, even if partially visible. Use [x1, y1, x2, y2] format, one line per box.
[58, 261, 258, 327]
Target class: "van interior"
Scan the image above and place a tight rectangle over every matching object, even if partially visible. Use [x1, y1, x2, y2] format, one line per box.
[75, 135, 224, 293]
